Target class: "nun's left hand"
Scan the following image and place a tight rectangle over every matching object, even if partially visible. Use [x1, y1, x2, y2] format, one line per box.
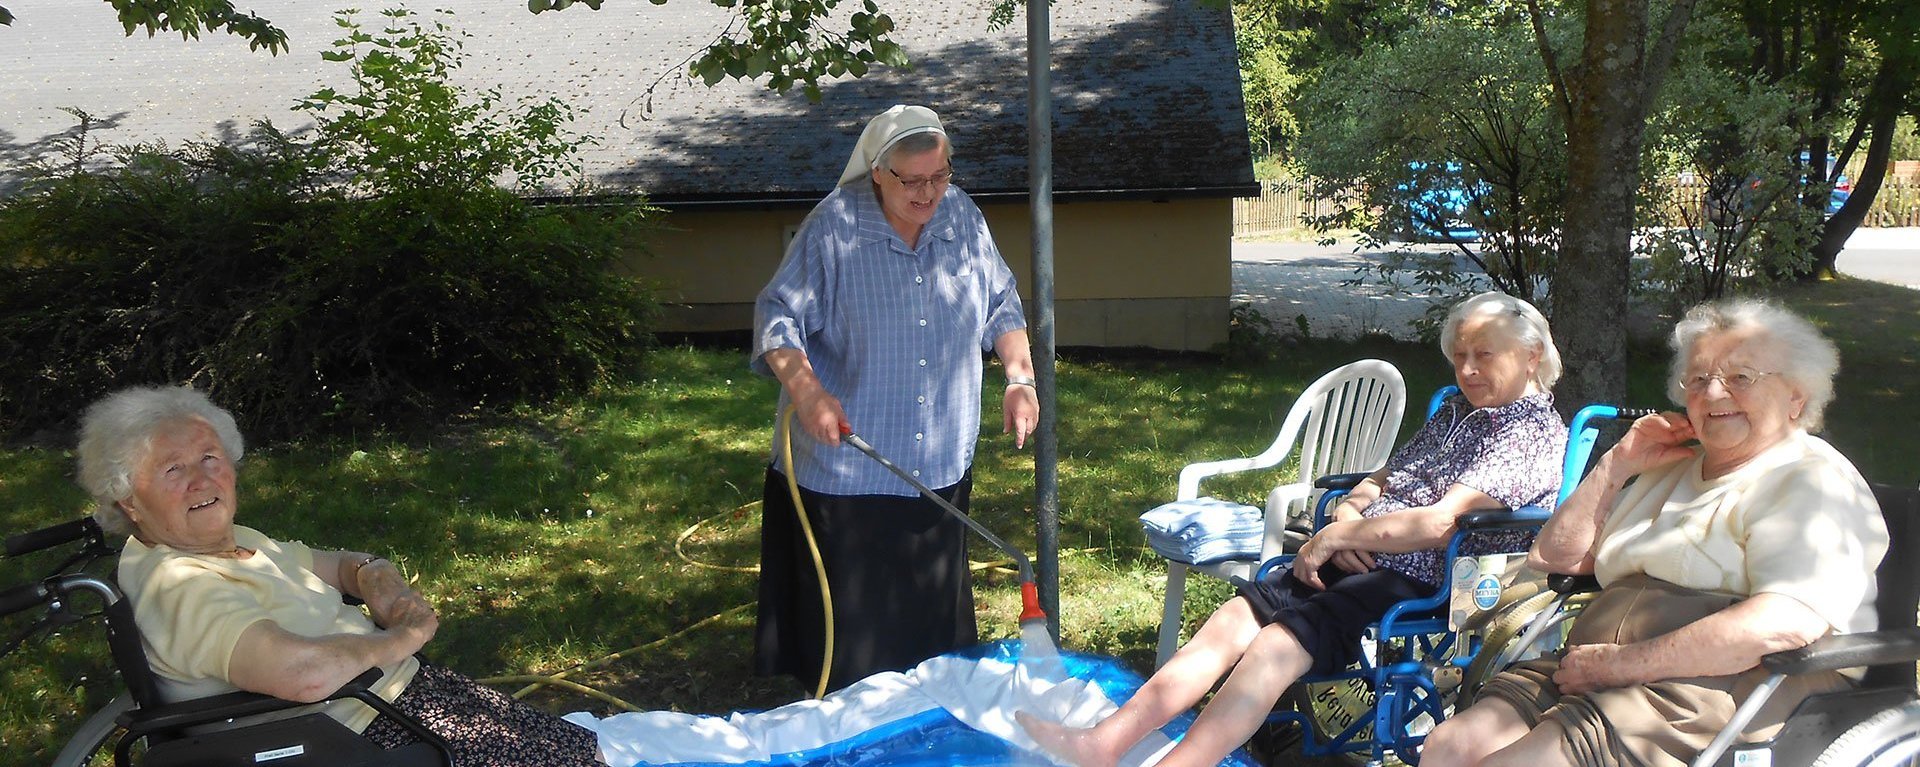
[1003, 384, 1039, 449]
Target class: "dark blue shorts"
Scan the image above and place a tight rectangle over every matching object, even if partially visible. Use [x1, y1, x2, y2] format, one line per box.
[1232, 564, 1432, 676]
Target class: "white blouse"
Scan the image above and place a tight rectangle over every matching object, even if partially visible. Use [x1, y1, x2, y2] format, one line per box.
[1594, 431, 1887, 634]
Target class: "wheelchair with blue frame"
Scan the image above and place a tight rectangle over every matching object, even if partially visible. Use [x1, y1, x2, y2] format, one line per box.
[1, 516, 451, 767]
[1259, 394, 1654, 765]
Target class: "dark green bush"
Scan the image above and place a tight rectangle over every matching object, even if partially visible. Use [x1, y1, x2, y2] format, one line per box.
[0, 8, 656, 442]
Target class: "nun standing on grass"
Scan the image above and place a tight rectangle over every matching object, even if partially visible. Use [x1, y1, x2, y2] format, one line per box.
[749, 104, 1039, 693]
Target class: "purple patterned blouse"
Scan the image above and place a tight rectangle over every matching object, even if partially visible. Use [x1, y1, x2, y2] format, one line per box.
[1364, 391, 1567, 586]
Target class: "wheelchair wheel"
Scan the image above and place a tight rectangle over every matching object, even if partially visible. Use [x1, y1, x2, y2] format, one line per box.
[50, 693, 134, 767]
[1284, 634, 1443, 767]
[1459, 589, 1590, 704]
[1286, 674, 1390, 766]
[1813, 700, 1920, 767]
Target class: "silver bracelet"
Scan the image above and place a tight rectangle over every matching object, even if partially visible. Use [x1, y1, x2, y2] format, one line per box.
[1006, 375, 1037, 388]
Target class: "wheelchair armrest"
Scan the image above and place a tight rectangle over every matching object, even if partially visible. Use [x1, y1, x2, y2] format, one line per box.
[1313, 472, 1371, 491]
[119, 667, 387, 733]
[1255, 554, 1297, 581]
[1761, 630, 1920, 676]
[1456, 505, 1553, 531]
[1548, 573, 1601, 594]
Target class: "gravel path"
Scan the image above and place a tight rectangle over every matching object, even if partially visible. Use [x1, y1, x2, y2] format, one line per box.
[1231, 239, 1471, 341]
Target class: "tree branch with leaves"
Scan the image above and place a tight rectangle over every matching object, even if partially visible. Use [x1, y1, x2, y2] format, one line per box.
[0, 0, 289, 52]
[528, 0, 907, 102]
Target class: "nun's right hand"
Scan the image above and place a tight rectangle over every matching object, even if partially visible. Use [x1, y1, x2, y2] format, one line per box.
[796, 391, 848, 447]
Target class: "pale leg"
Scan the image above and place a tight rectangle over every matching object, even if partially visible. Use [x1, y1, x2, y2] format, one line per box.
[1018, 597, 1265, 767]
[1422, 695, 1533, 767]
[1480, 720, 1577, 767]
[1148, 622, 1313, 767]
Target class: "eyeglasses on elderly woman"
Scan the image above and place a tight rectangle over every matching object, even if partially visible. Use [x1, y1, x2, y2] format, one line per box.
[888, 166, 953, 193]
[1678, 366, 1780, 393]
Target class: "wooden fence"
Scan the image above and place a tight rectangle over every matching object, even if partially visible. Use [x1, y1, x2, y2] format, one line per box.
[1231, 178, 1344, 236]
[1234, 176, 1920, 236]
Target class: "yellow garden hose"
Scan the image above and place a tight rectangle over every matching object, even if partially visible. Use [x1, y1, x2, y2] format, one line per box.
[494, 405, 1046, 708]
[780, 404, 836, 700]
[480, 408, 831, 707]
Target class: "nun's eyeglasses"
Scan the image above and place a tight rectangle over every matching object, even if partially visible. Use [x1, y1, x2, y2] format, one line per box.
[889, 167, 954, 192]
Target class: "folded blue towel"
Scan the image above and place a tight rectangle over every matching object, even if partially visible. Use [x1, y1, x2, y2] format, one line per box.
[1139, 497, 1263, 565]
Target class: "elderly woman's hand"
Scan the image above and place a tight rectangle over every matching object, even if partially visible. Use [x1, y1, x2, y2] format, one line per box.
[1552, 643, 1631, 695]
[355, 559, 439, 639]
[376, 590, 441, 646]
[1292, 522, 1353, 590]
[794, 389, 850, 447]
[1608, 412, 1698, 477]
[1326, 500, 1375, 574]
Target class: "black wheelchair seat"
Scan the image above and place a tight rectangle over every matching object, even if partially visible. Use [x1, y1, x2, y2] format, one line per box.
[117, 665, 452, 767]
[140, 711, 445, 767]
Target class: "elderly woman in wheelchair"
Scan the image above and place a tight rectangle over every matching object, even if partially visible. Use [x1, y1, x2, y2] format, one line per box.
[1019, 291, 1569, 767]
[76, 385, 607, 766]
[1424, 299, 1889, 767]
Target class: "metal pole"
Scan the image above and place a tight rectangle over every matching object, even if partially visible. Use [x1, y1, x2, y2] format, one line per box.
[1026, 0, 1059, 638]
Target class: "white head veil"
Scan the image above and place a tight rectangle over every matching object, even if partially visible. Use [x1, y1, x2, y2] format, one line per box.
[837, 105, 947, 187]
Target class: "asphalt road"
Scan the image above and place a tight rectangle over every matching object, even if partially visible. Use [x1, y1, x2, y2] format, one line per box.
[1839, 228, 1920, 289]
[1233, 228, 1920, 341]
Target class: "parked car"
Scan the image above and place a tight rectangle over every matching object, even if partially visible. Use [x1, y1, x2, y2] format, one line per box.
[1754, 152, 1851, 216]
[1707, 153, 1852, 225]
[1391, 162, 1484, 242]
[1812, 153, 1854, 216]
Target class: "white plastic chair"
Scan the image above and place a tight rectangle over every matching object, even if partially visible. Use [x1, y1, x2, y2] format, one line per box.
[1152, 359, 1407, 667]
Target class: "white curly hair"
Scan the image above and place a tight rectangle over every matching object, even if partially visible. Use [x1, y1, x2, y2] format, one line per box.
[1667, 299, 1839, 432]
[1439, 291, 1563, 389]
[76, 386, 244, 539]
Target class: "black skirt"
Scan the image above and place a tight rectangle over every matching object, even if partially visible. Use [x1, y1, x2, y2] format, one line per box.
[754, 466, 978, 693]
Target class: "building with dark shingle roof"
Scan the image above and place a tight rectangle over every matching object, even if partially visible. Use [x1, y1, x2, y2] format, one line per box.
[4, 0, 1254, 349]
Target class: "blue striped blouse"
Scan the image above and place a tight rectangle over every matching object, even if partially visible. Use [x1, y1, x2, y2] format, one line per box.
[751, 183, 1027, 495]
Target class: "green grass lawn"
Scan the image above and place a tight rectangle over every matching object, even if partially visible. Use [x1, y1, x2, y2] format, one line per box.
[0, 280, 1912, 765]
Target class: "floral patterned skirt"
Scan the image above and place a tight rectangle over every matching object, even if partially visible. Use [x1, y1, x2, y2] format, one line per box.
[362, 662, 602, 766]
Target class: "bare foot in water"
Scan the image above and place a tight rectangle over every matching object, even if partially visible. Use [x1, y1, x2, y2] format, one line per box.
[1016, 711, 1121, 767]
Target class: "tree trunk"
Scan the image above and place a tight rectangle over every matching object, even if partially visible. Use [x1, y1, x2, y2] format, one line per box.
[1809, 56, 1916, 276]
[1551, 0, 1653, 411]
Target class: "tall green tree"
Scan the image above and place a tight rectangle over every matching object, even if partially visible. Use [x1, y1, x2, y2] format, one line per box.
[1231, 0, 1465, 159]
[1637, 38, 1820, 303]
[1769, 0, 1920, 277]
